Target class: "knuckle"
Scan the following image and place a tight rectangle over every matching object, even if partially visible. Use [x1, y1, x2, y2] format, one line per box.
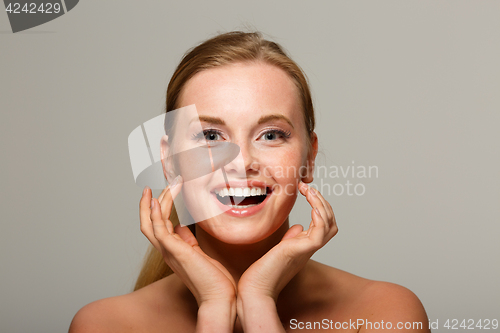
[153, 225, 166, 238]
[332, 225, 339, 236]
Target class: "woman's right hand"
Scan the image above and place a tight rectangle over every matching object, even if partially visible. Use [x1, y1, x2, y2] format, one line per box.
[140, 177, 237, 331]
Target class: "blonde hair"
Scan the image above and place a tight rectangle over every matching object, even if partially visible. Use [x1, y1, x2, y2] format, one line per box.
[134, 31, 315, 291]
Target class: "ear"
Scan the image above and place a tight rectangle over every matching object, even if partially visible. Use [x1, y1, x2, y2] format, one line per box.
[160, 135, 176, 184]
[301, 132, 318, 184]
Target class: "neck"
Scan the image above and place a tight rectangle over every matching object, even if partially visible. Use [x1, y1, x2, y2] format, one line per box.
[195, 217, 290, 283]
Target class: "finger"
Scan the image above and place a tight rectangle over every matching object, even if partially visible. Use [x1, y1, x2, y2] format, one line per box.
[305, 186, 329, 229]
[299, 182, 331, 237]
[158, 185, 170, 203]
[159, 176, 183, 226]
[310, 188, 334, 224]
[139, 187, 161, 250]
[313, 193, 334, 233]
[282, 224, 304, 241]
[305, 219, 314, 236]
[329, 219, 339, 239]
[300, 182, 332, 217]
[174, 224, 198, 247]
[159, 187, 175, 234]
[308, 206, 327, 246]
[298, 181, 309, 196]
[299, 182, 329, 223]
[151, 197, 170, 241]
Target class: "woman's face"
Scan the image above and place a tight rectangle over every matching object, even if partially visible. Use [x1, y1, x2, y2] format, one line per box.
[164, 62, 317, 244]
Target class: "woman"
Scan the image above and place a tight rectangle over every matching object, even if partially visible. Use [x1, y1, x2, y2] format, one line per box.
[70, 31, 430, 332]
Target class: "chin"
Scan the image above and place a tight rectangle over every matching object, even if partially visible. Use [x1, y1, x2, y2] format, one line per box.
[197, 211, 290, 246]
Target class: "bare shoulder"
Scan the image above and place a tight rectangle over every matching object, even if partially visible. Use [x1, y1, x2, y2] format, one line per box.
[68, 293, 139, 333]
[357, 280, 430, 332]
[306, 261, 429, 332]
[361, 279, 427, 311]
[68, 275, 195, 333]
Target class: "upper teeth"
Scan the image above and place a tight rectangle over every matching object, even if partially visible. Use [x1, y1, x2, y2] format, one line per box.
[215, 187, 267, 197]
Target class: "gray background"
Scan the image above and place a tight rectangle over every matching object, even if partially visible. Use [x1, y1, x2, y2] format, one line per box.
[1, 1, 499, 332]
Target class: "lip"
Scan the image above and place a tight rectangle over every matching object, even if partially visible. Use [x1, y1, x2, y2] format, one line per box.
[210, 180, 273, 217]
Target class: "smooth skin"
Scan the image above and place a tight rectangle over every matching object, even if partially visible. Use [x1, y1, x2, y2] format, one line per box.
[144, 177, 337, 332]
[69, 62, 430, 333]
[148, 175, 338, 332]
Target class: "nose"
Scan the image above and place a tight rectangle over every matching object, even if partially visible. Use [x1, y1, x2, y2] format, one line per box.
[223, 141, 260, 177]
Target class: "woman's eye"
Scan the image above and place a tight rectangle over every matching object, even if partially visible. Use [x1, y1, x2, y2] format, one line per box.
[259, 129, 291, 141]
[204, 130, 222, 141]
[191, 129, 223, 142]
[264, 132, 278, 140]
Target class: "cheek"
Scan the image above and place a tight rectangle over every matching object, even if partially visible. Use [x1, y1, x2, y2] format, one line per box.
[177, 173, 214, 222]
[260, 148, 306, 182]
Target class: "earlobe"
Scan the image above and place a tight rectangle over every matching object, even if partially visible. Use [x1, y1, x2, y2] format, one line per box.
[160, 135, 175, 183]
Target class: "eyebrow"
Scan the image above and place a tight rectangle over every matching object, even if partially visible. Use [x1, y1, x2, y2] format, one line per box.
[196, 114, 294, 128]
[257, 114, 294, 129]
[197, 115, 225, 125]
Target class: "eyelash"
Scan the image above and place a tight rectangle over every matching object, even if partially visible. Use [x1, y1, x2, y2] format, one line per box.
[191, 128, 291, 142]
[260, 129, 292, 141]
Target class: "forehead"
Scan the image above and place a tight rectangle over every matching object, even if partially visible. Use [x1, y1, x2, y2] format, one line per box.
[178, 62, 303, 124]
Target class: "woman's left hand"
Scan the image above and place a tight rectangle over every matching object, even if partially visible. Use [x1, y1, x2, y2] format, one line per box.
[236, 181, 338, 331]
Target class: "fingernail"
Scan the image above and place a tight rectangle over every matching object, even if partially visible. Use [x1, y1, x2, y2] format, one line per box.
[143, 186, 149, 196]
[170, 175, 181, 188]
[310, 187, 317, 196]
[314, 207, 320, 215]
[151, 199, 155, 209]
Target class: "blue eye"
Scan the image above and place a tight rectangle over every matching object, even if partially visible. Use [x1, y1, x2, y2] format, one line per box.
[192, 129, 223, 142]
[192, 128, 291, 143]
[260, 129, 291, 141]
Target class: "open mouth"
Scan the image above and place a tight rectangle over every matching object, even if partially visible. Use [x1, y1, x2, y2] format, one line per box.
[214, 186, 272, 208]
